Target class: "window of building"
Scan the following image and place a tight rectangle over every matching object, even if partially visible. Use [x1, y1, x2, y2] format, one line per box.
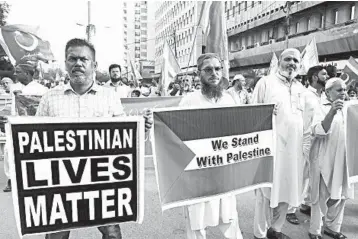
[141, 16, 147, 20]
[238, 3, 241, 14]
[251, 1, 254, 8]
[229, 1, 233, 9]
[135, 53, 140, 58]
[320, 14, 324, 28]
[296, 22, 300, 33]
[351, 5, 355, 20]
[244, 1, 247, 11]
[233, 6, 235, 16]
[307, 17, 311, 30]
[135, 10, 140, 14]
[141, 30, 147, 35]
[141, 23, 147, 28]
[333, 9, 338, 24]
[227, 10, 230, 19]
[225, 1, 227, 11]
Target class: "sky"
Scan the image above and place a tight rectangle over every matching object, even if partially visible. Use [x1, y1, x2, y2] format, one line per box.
[5, 0, 127, 71]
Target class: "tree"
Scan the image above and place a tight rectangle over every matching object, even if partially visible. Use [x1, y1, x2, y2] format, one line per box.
[0, 2, 10, 26]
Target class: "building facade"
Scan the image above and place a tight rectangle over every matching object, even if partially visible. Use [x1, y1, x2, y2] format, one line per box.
[226, 1, 358, 76]
[154, 1, 204, 73]
[123, 1, 155, 74]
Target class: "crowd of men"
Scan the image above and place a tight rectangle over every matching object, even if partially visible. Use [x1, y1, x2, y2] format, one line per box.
[0, 38, 355, 239]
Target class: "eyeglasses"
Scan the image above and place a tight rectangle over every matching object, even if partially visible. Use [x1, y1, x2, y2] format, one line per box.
[201, 67, 223, 74]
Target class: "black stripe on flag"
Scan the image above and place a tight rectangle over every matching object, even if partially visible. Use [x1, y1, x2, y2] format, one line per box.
[155, 104, 274, 141]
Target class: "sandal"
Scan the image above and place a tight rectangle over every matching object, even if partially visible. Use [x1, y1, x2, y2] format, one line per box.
[308, 233, 322, 239]
[324, 229, 347, 239]
[286, 213, 300, 225]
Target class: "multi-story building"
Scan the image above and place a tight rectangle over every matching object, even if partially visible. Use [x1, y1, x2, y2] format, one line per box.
[226, 1, 358, 76]
[123, 1, 155, 74]
[154, 1, 204, 73]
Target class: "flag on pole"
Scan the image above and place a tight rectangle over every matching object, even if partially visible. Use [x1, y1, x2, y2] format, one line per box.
[341, 56, 358, 87]
[299, 37, 319, 75]
[159, 40, 181, 96]
[200, 1, 229, 82]
[268, 53, 278, 75]
[0, 24, 54, 65]
[128, 52, 142, 87]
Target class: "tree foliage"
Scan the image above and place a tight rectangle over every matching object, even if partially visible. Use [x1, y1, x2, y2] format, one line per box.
[0, 2, 10, 26]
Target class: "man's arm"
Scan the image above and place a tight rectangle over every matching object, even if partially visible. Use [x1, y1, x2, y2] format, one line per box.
[321, 100, 342, 133]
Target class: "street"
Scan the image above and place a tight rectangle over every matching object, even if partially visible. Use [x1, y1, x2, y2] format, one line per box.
[0, 159, 357, 239]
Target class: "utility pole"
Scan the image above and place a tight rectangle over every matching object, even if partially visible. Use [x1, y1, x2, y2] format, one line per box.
[86, 1, 96, 43]
[284, 1, 292, 48]
[173, 28, 178, 58]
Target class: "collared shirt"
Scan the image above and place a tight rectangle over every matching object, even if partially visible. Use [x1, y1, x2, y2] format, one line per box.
[36, 82, 125, 117]
[226, 87, 251, 105]
[104, 80, 131, 98]
[21, 81, 48, 96]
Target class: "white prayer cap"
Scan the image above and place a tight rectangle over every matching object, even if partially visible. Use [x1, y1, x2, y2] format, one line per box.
[325, 77, 345, 90]
[280, 48, 301, 61]
[1, 77, 13, 83]
[233, 74, 245, 81]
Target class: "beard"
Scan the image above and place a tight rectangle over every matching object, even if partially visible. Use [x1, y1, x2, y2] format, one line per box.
[201, 77, 224, 99]
[279, 68, 298, 80]
[317, 78, 326, 87]
[111, 76, 121, 83]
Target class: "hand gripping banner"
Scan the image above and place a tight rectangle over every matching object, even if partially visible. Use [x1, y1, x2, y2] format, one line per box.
[153, 104, 276, 210]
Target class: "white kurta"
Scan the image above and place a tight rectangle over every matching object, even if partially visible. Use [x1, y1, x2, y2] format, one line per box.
[252, 72, 305, 208]
[179, 90, 238, 230]
[309, 96, 354, 204]
[21, 81, 48, 95]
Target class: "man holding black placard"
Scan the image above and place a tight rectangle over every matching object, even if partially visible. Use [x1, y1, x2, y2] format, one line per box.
[36, 38, 152, 239]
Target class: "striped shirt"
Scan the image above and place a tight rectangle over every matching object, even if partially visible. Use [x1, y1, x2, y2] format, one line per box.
[36, 82, 125, 117]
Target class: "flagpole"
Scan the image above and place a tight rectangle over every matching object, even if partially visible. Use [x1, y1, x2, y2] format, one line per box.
[184, 2, 208, 77]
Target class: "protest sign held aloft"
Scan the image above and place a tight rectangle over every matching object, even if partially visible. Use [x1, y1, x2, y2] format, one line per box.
[6, 116, 144, 236]
[153, 104, 276, 210]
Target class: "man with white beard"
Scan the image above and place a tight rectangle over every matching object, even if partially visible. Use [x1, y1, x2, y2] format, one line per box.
[252, 48, 305, 239]
[308, 78, 353, 239]
[179, 53, 242, 239]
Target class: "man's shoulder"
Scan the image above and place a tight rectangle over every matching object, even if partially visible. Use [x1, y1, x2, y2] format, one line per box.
[181, 90, 202, 100]
[41, 85, 66, 97]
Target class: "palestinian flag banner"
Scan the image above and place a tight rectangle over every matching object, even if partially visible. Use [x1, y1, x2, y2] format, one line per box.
[153, 104, 276, 210]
